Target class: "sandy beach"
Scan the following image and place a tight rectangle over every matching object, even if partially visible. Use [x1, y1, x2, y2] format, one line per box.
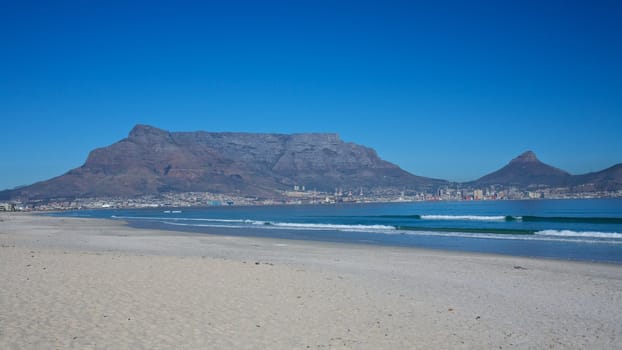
[1, 213, 621, 349]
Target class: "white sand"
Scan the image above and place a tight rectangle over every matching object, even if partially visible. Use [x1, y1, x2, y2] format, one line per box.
[1, 212, 621, 349]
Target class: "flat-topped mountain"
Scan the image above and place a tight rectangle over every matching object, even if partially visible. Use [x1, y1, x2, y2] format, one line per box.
[1, 125, 445, 201]
[472, 151, 571, 187]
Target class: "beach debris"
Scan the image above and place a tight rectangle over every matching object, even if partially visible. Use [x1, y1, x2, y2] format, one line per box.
[513, 265, 527, 270]
[448, 308, 454, 312]
[476, 316, 481, 320]
[255, 262, 260, 265]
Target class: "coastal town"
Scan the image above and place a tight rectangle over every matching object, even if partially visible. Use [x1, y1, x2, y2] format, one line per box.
[2, 184, 620, 212]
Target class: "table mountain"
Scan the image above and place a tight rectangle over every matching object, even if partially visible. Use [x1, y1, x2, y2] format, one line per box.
[1, 125, 445, 201]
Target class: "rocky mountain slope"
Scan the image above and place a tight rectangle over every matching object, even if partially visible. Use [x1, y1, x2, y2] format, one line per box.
[1, 125, 445, 200]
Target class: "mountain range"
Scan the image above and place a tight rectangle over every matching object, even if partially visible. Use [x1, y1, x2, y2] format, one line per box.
[1, 125, 620, 201]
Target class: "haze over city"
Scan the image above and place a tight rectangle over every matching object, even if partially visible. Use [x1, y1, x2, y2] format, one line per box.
[1, 0, 621, 190]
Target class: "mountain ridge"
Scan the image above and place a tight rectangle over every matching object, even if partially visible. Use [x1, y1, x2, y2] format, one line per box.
[1, 125, 620, 202]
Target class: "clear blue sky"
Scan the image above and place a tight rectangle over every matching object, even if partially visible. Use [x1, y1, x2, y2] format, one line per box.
[1, 0, 621, 190]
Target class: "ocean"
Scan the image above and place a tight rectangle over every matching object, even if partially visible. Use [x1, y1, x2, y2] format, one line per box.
[53, 199, 622, 264]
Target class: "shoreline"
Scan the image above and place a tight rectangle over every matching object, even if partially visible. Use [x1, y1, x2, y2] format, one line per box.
[16, 211, 622, 266]
[2, 212, 621, 349]
[33, 198, 622, 265]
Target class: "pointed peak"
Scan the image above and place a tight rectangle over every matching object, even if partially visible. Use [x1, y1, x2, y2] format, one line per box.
[510, 151, 539, 164]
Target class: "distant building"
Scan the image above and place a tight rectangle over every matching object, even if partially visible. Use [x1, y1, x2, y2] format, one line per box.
[473, 189, 484, 200]
[0, 203, 15, 211]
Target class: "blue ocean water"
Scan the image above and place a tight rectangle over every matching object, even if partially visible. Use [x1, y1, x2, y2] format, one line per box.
[54, 199, 622, 264]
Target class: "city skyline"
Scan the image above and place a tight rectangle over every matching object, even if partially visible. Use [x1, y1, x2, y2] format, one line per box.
[2, 1, 621, 190]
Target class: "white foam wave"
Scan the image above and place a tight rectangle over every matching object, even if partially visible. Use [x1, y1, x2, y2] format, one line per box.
[390, 229, 622, 244]
[163, 221, 243, 229]
[271, 222, 396, 232]
[245, 219, 268, 225]
[536, 230, 622, 239]
[156, 220, 622, 244]
[111, 215, 246, 223]
[163, 220, 395, 233]
[112, 215, 622, 244]
[420, 215, 508, 221]
[117, 215, 395, 233]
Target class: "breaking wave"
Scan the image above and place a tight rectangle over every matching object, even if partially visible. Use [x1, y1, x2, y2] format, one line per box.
[535, 230, 622, 239]
[376, 214, 622, 224]
[111, 215, 246, 223]
[268, 222, 395, 232]
[111, 214, 622, 243]
[419, 215, 509, 221]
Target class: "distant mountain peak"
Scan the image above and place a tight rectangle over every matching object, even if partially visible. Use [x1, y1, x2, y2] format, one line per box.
[510, 151, 539, 164]
[473, 151, 570, 187]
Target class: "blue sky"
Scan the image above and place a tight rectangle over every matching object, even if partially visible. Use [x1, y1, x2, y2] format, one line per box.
[1, 0, 621, 190]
